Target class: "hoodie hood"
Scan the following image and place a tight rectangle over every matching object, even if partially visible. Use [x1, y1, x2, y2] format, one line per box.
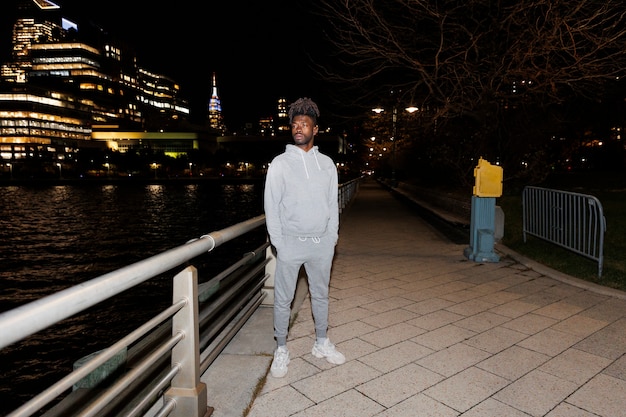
[284, 144, 322, 179]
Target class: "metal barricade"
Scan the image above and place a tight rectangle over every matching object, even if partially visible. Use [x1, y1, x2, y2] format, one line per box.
[522, 186, 606, 277]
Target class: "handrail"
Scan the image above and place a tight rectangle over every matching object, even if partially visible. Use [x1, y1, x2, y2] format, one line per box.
[3, 221, 267, 417]
[0, 215, 266, 351]
[338, 177, 360, 213]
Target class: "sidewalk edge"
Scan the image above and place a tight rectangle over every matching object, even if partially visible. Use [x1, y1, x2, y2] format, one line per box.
[495, 243, 626, 300]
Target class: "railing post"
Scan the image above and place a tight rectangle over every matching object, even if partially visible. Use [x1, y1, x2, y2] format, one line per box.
[262, 239, 276, 306]
[165, 266, 210, 417]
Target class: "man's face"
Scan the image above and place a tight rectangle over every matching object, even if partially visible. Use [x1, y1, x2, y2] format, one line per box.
[291, 115, 318, 150]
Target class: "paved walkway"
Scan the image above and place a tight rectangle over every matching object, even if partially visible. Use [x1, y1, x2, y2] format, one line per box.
[204, 179, 626, 417]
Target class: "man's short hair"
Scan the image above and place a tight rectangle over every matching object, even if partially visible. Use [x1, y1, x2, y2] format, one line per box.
[288, 97, 320, 125]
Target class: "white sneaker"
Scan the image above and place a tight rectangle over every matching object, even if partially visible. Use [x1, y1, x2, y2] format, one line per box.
[270, 346, 290, 378]
[312, 338, 345, 365]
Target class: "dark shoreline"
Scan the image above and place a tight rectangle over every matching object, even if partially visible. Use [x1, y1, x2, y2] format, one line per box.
[0, 176, 265, 187]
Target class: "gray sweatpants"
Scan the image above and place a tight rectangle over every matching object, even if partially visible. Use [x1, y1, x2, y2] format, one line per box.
[273, 235, 335, 346]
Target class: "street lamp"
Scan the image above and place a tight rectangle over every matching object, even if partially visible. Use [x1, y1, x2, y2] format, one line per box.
[371, 105, 398, 186]
[6, 163, 12, 180]
[105, 162, 110, 177]
[391, 105, 398, 186]
[189, 162, 192, 177]
[152, 163, 158, 179]
[56, 163, 62, 179]
[372, 102, 419, 187]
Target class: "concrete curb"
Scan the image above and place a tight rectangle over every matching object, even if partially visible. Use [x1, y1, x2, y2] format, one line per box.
[495, 243, 626, 300]
[386, 179, 626, 302]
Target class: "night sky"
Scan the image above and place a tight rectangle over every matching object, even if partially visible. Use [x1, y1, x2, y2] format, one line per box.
[2, 0, 330, 130]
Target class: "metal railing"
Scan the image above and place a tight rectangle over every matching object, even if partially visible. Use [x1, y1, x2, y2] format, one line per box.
[1, 216, 268, 417]
[0, 178, 362, 417]
[338, 177, 361, 213]
[522, 186, 606, 277]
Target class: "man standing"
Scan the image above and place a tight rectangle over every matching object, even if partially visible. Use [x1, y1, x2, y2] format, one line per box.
[264, 97, 345, 378]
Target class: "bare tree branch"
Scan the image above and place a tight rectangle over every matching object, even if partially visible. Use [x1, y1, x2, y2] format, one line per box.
[312, 0, 626, 183]
[315, 0, 626, 108]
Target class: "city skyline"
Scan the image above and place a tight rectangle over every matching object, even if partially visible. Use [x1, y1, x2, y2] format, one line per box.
[0, 1, 356, 181]
[0, 1, 348, 135]
[14, 0, 329, 130]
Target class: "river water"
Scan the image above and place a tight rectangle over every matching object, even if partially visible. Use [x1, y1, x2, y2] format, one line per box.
[0, 179, 266, 415]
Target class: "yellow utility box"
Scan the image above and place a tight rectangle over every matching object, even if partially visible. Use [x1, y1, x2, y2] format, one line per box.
[473, 157, 503, 197]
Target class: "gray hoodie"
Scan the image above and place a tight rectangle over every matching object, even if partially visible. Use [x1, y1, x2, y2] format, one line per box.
[264, 144, 339, 249]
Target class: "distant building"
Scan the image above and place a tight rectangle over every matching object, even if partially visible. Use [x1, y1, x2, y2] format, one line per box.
[0, 0, 200, 165]
[244, 97, 293, 137]
[208, 72, 225, 134]
[258, 115, 275, 137]
[276, 97, 289, 133]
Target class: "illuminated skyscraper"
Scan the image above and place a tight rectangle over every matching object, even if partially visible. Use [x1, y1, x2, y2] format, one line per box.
[276, 97, 289, 132]
[0, 0, 192, 163]
[208, 72, 225, 134]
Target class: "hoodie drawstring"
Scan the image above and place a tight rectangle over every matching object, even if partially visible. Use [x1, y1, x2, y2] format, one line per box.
[312, 149, 322, 170]
[300, 151, 310, 179]
[299, 148, 322, 179]
[298, 236, 321, 243]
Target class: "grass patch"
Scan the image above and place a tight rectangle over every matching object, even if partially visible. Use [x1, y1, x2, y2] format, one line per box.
[499, 172, 626, 292]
